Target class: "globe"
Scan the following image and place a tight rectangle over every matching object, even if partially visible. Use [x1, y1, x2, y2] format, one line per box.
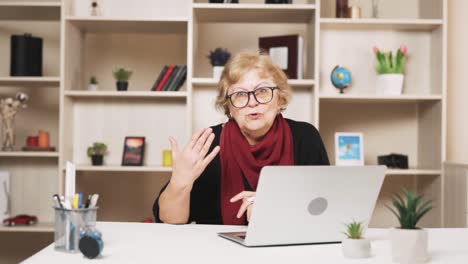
[330, 65, 352, 94]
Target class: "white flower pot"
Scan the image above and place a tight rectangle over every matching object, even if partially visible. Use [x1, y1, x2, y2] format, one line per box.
[212, 66, 224, 80]
[88, 84, 98, 91]
[341, 238, 371, 259]
[376, 74, 404, 95]
[390, 228, 429, 264]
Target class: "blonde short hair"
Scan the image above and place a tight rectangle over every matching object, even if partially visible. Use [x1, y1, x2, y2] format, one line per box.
[215, 51, 292, 117]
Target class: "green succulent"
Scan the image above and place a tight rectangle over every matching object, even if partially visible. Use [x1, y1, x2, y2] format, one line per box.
[90, 76, 98, 84]
[386, 189, 432, 229]
[373, 45, 407, 74]
[87, 142, 107, 157]
[343, 220, 364, 239]
[112, 68, 133, 82]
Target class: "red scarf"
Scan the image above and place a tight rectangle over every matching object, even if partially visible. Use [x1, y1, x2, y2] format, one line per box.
[220, 114, 294, 225]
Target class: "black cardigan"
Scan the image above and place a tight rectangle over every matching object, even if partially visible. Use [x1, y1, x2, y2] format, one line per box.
[153, 118, 330, 224]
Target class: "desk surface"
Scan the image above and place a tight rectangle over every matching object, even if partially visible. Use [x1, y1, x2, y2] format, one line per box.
[24, 222, 468, 264]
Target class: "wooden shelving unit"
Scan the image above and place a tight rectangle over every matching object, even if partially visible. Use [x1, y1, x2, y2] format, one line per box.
[319, 18, 443, 31]
[0, 152, 59, 158]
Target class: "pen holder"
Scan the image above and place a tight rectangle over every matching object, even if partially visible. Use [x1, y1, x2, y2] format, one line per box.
[54, 207, 98, 253]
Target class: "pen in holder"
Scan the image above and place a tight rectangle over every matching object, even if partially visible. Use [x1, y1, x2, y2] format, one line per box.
[54, 207, 98, 253]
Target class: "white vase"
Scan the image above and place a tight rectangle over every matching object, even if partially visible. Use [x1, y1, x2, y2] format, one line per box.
[212, 66, 224, 80]
[390, 228, 429, 264]
[376, 74, 404, 95]
[341, 238, 371, 259]
[88, 84, 98, 91]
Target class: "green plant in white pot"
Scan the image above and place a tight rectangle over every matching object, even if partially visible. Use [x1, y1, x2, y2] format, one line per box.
[88, 76, 98, 91]
[113, 67, 133, 91]
[341, 220, 371, 259]
[387, 189, 432, 264]
[207, 47, 231, 80]
[373, 45, 407, 95]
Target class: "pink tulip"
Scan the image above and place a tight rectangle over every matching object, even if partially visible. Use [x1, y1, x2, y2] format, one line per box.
[400, 45, 407, 56]
[373, 46, 379, 54]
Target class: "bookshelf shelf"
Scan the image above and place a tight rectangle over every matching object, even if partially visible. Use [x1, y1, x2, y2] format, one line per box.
[75, 165, 172, 173]
[191, 78, 315, 88]
[0, 152, 59, 158]
[64, 91, 188, 99]
[0, 77, 60, 86]
[193, 3, 316, 23]
[319, 18, 443, 31]
[66, 17, 188, 34]
[0, 222, 54, 233]
[319, 94, 442, 103]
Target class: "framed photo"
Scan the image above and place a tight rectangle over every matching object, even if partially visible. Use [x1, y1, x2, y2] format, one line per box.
[335, 132, 364, 166]
[122, 137, 145, 166]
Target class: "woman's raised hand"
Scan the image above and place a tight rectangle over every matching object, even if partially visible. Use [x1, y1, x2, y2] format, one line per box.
[230, 191, 256, 221]
[168, 128, 220, 189]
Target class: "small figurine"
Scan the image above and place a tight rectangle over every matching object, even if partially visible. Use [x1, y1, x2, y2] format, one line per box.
[0, 93, 28, 151]
[331, 65, 352, 94]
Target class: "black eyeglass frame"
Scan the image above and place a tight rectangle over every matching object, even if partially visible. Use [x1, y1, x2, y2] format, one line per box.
[226, 86, 278, 108]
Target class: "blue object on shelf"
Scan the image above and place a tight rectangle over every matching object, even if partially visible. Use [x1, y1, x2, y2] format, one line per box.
[331, 65, 352, 94]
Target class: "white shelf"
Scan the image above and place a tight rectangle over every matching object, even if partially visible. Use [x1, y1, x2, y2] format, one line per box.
[0, 77, 60, 86]
[0, 151, 59, 158]
[66, 17, 188, 34]
[319, 94, 442, 103]
[64, 91, 187, 99]
[192, 78, 314, 88]
[0, 222, 54, 233]
[320, 18, 443, 31]
[0, 1, 60, 20]
[193, 3, 316, 23]
[386, 169, 441, 176]
[76, 165, 172, 173]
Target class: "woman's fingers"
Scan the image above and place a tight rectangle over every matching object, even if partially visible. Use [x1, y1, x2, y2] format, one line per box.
[199, 133, 215, 158]
[237, 200, 253, 219]
[187, 128, 206, 150]
[168, 136, 179, 160]
[193, 128, 212, 152]
[202, 146, 220, 167]
[230, 191, 255, 203]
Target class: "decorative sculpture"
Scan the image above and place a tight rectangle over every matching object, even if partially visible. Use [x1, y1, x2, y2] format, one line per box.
[0, 93, 28, 151]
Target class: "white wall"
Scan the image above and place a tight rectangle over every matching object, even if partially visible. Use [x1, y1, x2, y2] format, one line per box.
[448, 0, 468, 164]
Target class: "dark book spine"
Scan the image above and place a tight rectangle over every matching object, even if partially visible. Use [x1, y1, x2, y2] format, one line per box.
[155, 65, 174, 91]
[173, 66, 187, 91]
[151, 66, 168, 91]
[162, 65, 180, 91]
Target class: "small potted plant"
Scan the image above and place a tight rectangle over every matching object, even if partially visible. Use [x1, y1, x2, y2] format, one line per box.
[387, 189, 432, 264]
[87, 142, 107, 166]
[373, 45, 407, 95]
[88, 76, 98, 91]
[207, 47, 231, 80]
[112, 67, 133, 91]
[341, 220, 371, 259]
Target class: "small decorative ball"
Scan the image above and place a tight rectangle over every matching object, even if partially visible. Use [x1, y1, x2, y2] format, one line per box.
[16, 92, 29, 103]
[330, 66, 352, 94]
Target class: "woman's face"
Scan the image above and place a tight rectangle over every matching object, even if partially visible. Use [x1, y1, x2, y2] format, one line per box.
[227, 69, 282, 144]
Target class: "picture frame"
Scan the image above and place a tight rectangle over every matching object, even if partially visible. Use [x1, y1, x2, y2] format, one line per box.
[335, 132, 364, 166]
[122, 136, 145, 166]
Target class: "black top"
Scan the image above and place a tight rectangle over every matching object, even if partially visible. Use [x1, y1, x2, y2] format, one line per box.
[152, 118, 330, 224]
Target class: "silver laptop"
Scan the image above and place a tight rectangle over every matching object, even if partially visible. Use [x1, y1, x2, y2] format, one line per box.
[218, 165, 386, 247]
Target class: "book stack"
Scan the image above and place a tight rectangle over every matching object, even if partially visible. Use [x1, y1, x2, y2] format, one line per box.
[151, 65, 187, 91]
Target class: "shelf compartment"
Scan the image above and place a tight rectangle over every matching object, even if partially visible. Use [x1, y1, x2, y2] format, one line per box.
[75, 165, 172, 173]
[0, 2, 60, 21]
[0, 77, 60, 86]
[193, 3, 316, 23]
[319, 94, 442, 103]
[0, 151, 59, 158]
[64, 91, 187, 99]
[66, 17, 188, 34]
[320, 18, 443, 31]
[191, 78, 315, 88]
[0, 222, 54, 233]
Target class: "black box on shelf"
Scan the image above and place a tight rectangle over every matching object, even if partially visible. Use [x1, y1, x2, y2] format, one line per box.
[378, 153, 409, 169]
[10, 33, 43, 76]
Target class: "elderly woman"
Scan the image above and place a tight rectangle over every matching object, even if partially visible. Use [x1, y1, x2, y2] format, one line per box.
[153, 51, 329, 225]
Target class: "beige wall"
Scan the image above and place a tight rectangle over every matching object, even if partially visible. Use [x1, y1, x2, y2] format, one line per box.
[448, 0, 468, 164]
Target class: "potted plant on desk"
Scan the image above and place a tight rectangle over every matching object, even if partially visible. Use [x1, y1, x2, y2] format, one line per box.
[341, 220, 371, 259]
[373, 45, 407, 95]
[387, 189, 432, 264]
[113, 67, 133, 91]
[87, 142, 108, 166]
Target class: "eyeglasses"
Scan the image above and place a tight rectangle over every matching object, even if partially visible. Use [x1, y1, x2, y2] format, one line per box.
[226, 86, 278, 108]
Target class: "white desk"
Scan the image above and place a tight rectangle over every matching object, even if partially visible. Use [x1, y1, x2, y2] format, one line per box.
[23, 222, 468, 264]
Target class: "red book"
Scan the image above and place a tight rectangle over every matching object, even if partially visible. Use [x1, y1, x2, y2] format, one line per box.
[156, 65, 175, 91]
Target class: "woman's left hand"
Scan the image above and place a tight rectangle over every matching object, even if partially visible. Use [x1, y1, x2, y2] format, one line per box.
[230, 191, 256, 221]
